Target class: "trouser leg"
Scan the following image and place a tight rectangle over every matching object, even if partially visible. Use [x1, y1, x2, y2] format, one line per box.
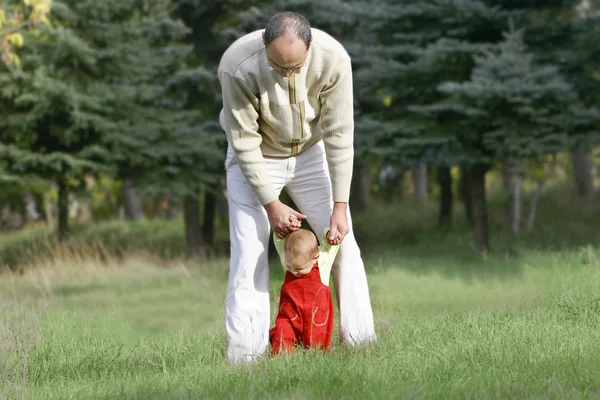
[224, 155, 287, 363]
[285, 143, 377, 346]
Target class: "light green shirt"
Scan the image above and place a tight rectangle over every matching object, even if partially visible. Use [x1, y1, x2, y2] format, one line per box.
[273, 228, 340, 286]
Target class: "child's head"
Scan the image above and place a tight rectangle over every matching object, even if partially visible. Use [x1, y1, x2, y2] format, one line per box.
[284, 229, 319, 277]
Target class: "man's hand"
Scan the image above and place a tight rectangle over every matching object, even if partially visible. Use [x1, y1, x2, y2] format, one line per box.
[328, 202, 349, 245]
[289, 214, 302, 230]
[264, 200, 306, 238]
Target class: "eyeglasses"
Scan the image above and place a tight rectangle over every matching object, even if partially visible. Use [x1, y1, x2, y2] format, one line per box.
[266, 49, 309, 74]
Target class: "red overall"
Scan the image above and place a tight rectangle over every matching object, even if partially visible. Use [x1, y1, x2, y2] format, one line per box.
[269, 265, 335, 355]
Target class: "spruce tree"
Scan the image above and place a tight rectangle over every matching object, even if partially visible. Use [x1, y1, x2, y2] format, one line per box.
[352, 0, 594, 250]
[415, 29, 579, 250]
[0, 0, 191, 240]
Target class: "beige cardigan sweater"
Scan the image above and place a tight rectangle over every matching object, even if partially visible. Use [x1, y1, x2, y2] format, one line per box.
[218, 28, 354, 206]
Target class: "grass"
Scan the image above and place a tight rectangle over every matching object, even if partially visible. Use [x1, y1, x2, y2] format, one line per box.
[2, 249, 600, 399]
[0, 219, 230, 270]
[2, 187, 600, 399]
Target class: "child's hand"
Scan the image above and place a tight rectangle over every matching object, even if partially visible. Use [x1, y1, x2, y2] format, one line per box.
[289, 214, 302, 229]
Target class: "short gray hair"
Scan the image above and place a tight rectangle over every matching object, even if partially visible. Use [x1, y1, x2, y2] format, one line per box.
[264, 12, 312, 48]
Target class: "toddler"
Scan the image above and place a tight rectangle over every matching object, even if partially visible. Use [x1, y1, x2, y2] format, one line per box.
[269, 220, 340, 355]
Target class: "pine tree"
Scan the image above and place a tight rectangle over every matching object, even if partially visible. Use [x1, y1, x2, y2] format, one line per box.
[171, 0, 254, 254]
[0, 0, 191, 241]
[415, 29, 579, 250]
[350, 0, 596, 250]
[350, 0, 512, 229]
[492, 0, 599, 197]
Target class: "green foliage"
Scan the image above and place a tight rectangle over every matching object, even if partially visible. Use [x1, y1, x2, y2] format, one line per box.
[89, 176, 122, 221]
[2, 1, 189, 184]
[1, 0, 233, 234]
[413, 29, 579, 163]
[350, 0, 600, 169]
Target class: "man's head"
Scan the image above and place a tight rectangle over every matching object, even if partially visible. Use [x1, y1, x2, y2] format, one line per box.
[284, 228, 319, 277]
[262, 12, 312, 77]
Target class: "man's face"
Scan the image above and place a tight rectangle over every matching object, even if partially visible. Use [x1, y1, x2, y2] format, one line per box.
[285, 253, 316, 277]
[264, 34, 309, 77]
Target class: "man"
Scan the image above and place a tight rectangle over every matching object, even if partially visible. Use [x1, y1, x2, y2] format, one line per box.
[218, 11, 376, 364]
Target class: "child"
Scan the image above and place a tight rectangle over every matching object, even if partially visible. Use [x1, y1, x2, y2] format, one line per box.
[269, 220, 340, 355]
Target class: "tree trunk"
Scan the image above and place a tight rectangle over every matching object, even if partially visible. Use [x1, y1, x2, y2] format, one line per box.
[350, 159, 370, 213]
[23, 189, 40, 222]
[0, 201, 10, 229]
[202, 188, 216, 246]
[44, 187, 56, 228]
[166, 196, 179, 220]
[508, 177, 522, 235]
[460, 164, 473, 224]
[468, 163, 490, 252]
[437, 166, 453, 225]
[413, 163, 428, 203]
[527, 158, 556, 232]
[504, 161, 523, 235]
[184, 194, 203, 258]
[32, 190, 46, 223]
[122, 179, 144, 220]
[393, 170, 405, 203]
[217, 187, 229, 220]
[572, 144, 595, 198]
[508, 176, 523, 235]
[57, 176, 69, 242]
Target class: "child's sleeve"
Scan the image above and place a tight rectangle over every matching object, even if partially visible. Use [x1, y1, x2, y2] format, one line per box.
[273, 233, 287, 273]
[318, 227, 340, 286]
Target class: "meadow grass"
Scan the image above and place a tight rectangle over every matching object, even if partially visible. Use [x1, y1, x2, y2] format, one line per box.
[2, 190, 600, 399]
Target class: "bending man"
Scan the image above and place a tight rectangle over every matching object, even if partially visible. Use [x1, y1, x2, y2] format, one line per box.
[218, 11, 377, 363]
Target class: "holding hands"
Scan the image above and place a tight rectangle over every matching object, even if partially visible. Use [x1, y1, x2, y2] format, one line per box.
[264, 200, 306, 238]
[265, 200, 349, 245]
[327, 202, 348, 246]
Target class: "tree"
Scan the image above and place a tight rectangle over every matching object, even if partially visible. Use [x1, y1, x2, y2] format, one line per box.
[0, 0, 51, 66]
[173, 0, 248, 253]
[352, 0, 511, 234]
[416, 29, 579, 250]
[567, 0, 600, 198]
[0, 0, 190, 241]
[496, 0, 600, 198]
[349, 0, 599, 250]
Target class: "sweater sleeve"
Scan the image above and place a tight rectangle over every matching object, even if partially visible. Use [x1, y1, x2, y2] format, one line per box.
[218, 70, 278, 206]
[319, 57, 355, 203]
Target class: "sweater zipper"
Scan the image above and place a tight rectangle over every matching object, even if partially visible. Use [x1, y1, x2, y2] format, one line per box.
[288, 73, 304, 156]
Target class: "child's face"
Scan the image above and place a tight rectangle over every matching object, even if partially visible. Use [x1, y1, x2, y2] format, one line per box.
[285, 253, 317, 277]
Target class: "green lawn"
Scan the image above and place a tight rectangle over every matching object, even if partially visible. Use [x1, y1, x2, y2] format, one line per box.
[2, 193, 600, 399]
[2, 246, 600, 399]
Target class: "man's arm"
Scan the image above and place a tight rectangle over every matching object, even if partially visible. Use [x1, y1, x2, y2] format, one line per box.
[219, 70, 278, 206]
[219, 70, 306, 237]
[319, 57, 354, 204]
[319, 57, 354, 244]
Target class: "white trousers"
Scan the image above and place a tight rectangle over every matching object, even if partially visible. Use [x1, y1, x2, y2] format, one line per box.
[225, 142, 377, 363]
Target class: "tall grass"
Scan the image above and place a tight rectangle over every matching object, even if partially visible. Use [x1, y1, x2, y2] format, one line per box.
[2, 247, 600, 399]
[1, 186, 600, 398]
[0, 219, 231, 271]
